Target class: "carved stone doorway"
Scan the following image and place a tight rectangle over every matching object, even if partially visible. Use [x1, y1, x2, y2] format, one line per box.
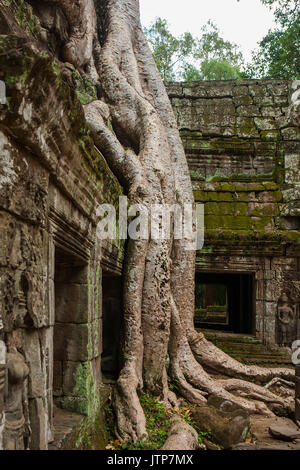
[195, 272, 255, 334]
[53, 247, 89, 411]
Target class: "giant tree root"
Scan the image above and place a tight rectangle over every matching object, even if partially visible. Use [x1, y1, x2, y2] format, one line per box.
[168, 300, 292, 421]
[52, 0, 296, 443]
[161, 417, 200, 451]
[189, 330, 295, 383]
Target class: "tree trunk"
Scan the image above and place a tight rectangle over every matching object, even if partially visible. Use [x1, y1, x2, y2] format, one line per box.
[54, 0, 294, 442]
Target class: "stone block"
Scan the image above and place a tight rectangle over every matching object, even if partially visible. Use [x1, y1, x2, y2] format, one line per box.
[54, 264, 88, 285]
[260, 130, 282, 140]
[282, 127, 300, 141]
[167, 84, 183, 97]
[263, 258, 272, 270]
[55, 282, 89, 324]
[272, 257, 298, 270]
[256, 280, 264, 301]
[266, 83, 289, 96]
[265, 280, 282, 301]
[283, 141, 300, 154]
[233, 95, 253, 106]
[29, 397, 47, 450]
[253, 95, 274, 107]
[255, 300, 264, 317]
[237, 105, 260, 117]
[40, 326, 53, 393]
[274, 95, 288, 106]
[23, 330, 44, 399]
[282, 187, 300, 203]
[183, 85, 207, 98]
[248, 84, 267, 97]
[261, 106, 283, 118]
[254, 117, 277, 130]
[62, 361, 79, 395]
[232, 85, 249, 97]
[284, 154, 300, 184]
[91, 318, 101, 358]
[255, 307, 263, 336]
[54, 323, 90, 361]
[269, 425, 300, 441]
[205, 83, 233, 97]
[265, 301, 277, 318]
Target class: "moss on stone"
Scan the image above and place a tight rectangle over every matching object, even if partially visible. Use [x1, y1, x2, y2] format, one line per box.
[72, 70, 97, 105]
[284, 231, 300, 244]
[260, 130, 282, 141]
[63, 379, 110, 450]
[205, 214, 274, 231]
[198, 226, 300, 249]
[247, 204, 279, 217]
[194, 191, 235, 203]
[205, 202, 236, 216]
[0, 37, 35, 90]
[190, 169, 205, 180]
[1, 0, 41, 37]
[219, 192, 234, 202]
[262, 182, 280, 190]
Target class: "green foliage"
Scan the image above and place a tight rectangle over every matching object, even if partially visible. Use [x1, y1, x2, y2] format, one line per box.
[246, 0, 300, 79]
[105, 393, 224, 451]
[106, 394, 172, 450]
[169, 378, 180, 392]
[260, 0, 299, 25]
[195, 20, 244, 80]
[181, 64, 202, 81]
[75, 77, 98, 105]
[247, 22, 300, 79]
[200, 59, 242, 80]
[144, 17, 196, 81]
[144, 18, 244, 81]
[197, 429, 212, 444]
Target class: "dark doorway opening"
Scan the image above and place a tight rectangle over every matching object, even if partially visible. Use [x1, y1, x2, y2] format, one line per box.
[101, 275, 122, 381]
[195, 272, 254, 334]
[53, 247, 88, 405]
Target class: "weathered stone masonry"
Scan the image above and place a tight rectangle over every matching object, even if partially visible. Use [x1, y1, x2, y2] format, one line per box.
[0, 35, 124, 449]
[0, 1, 299, 450]
[167, 80, 300, 347]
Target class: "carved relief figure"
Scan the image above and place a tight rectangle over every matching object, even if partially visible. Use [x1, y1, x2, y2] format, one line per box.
[3, 337, 30, 450]
[277, 292, 296, 347]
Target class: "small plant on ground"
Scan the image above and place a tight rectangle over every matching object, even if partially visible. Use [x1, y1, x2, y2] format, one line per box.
[106, 393, 173, 450]
[197, 429, 212, 444]
[105, 394, 225, 450]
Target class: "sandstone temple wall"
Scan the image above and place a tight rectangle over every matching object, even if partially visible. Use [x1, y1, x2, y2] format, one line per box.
[0, 0, 299, 450]
[0, 35, 123, 449]
[167, 80, 300, 347]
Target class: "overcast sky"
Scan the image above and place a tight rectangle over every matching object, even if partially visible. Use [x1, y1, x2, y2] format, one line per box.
[140, 0, 276, 62]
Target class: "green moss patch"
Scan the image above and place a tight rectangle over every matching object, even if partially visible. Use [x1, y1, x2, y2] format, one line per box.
[0, 0, 41, 37]
[104, 393, 201, 451]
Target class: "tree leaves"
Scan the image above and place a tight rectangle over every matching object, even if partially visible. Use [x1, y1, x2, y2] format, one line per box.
[246, 0, 300, 79]
[144, 18, 244, 81]
[143, 18, 196, 81]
